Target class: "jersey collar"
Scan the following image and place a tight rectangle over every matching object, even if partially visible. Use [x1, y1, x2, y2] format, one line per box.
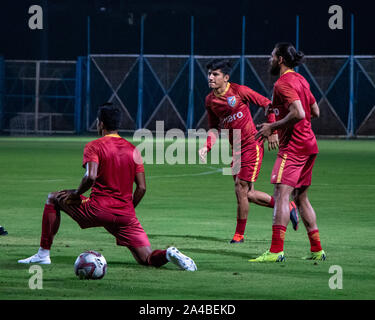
[281, 69, 295, 76]
[105, 133, 121, 138]
[214, 82, 230, 97]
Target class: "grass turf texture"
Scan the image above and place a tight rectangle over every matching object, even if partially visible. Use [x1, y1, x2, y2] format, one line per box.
[0, 137, 374, 300]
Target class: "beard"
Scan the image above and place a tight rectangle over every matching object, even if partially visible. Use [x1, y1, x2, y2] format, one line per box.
[269, 62, 280, 76]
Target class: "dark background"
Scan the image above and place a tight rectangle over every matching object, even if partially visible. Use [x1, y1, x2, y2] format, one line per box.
[0, 0, 373, 60]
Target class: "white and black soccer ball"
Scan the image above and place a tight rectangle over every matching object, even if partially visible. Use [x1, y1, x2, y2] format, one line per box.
[74, 251, 107, 280]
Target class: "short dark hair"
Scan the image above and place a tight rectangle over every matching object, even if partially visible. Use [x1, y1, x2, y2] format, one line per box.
[206, 59, 232, 75]
[274, 42, 305, 68]
[97, 103, 122, 131]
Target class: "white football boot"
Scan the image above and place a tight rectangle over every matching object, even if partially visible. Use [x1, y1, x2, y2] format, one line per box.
[18, 253, 51, 265]
[166, 247, 197, 271]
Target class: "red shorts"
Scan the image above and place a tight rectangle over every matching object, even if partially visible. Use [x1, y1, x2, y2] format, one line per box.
[232, 142, 264, 182]
[59, 196, 151, 248]
[271, 153, 317, 188]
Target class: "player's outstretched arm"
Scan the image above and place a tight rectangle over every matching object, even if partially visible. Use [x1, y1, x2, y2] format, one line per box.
[133, 172, 146, 208]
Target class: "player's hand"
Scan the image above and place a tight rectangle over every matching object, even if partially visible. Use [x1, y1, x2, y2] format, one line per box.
[56, 189, 81, 206]
[267, 133, 279, 151]
[255, 123, 273, 143]
[198, 146, 208, 163]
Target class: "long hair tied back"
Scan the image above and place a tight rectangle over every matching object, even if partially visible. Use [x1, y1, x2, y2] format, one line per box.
[275, 42, 305, 68]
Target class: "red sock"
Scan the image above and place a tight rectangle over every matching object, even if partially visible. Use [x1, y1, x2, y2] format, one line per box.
[308, 229, 323, 252]
[40, 204, 60, 250]
[235, 218, 247, 235]
[270, 225, 286, 253]
[267, 196, 275, 208]
[147, 249, 168, 268]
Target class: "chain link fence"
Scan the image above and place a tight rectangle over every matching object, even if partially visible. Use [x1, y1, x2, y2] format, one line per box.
[2, 60, 77, 135]
[0, 55, 374, 137]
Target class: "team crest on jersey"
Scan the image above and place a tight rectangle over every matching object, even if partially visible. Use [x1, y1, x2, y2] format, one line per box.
[227, 96, 236, 107]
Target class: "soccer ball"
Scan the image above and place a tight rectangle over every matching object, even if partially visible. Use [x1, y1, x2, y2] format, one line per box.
[74, 250, 107, 280]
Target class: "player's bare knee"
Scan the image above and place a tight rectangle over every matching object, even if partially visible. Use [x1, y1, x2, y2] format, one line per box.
[235, 179, 249, 192]
[235, 184, 248, 199]
[247, 189, 256, 202]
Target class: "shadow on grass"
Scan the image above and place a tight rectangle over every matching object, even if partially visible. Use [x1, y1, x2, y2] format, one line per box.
[148, 233, 225, 242]
[182, 247, 260, 259]
[149, 233, 270, 244]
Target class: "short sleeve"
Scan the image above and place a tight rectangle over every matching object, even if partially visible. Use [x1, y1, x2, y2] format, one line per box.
[238, 85, 271, 108]
[82, 142, 99, 168]
[275, 82, 300, 107]
[132, 147, 145, 174]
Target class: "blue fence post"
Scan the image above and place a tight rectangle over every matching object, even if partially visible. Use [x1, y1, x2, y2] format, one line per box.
[85, 16, 91, 132]
[187, 16, 195, 130]
[75, 57, 84, 134]
[240, 16, 246, 85]
[136, 14, 145, 129]
[295, 15, 300, 73]
[0, 56, 4, 132]
[347, 13, 355, 138]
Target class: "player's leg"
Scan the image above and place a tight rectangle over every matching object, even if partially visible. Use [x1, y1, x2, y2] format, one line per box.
[110, 216, 197, 271]
[292, 186, 318, 232]
[244, 142, 273, 207]
[250, 151, 306, 262]
[293, 186, 325, 260]
[247, 185, 274, 207]
[271, 182, 297, 253]
[293, 154, 326, 260]
[273, 183, 294, 226]
[128, 246, 197, 271]
[247, 187, 299, 230]
[18, 193, 95, 264]
[230, 143, 262, 243]
[245, 144, 299, 230]
[40, 192, 61, 250]
[18, 192, 61, 264]
[128, 246, 163, 266]
[249, 183, 293, 262]
[231, 177, 251, 243]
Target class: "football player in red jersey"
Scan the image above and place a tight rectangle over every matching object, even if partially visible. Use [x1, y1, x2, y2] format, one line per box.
[251, 43, 326, 262]
[199, 59, 299, 244]
[18, 104, 197, 271]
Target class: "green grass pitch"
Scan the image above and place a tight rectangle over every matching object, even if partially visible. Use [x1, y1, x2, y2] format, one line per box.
[0, 137, 374, 300]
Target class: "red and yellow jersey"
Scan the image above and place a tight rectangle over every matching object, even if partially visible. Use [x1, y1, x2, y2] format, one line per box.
[82, 134, 144, 214]
[272, 71, 319, 156]
[205, 82, 273, 148]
